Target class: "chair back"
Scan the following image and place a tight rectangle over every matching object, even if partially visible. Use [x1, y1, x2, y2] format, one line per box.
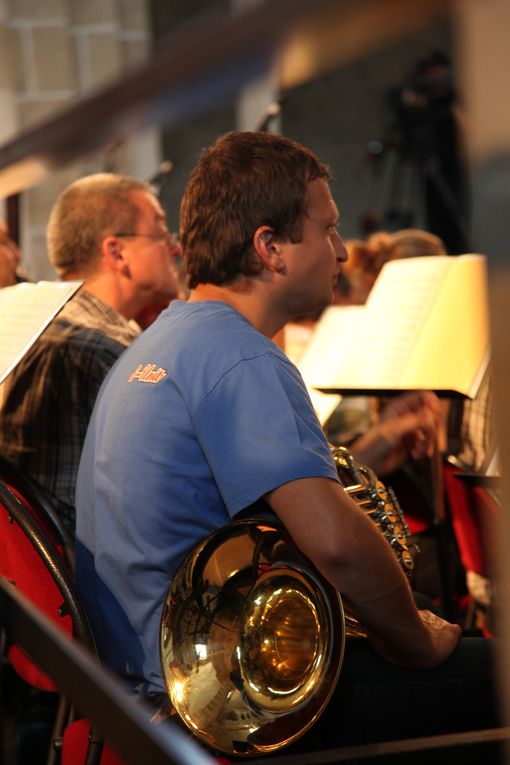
[0, 480, 93, 690]
[443, 461, 498, 578]
[0, 454, 73, 567]
[0, 479, 125, 764]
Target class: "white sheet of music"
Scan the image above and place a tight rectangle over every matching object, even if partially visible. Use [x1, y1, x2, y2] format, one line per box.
[0, 281, 82, 384]
[354, 258, 450, 387]
[298, 305, 365, 424]
[323, 254, 490, 398]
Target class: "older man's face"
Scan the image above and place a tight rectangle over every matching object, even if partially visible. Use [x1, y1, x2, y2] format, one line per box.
[120, 191, 181, 306]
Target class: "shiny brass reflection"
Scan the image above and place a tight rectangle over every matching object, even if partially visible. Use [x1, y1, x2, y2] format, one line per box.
[240, 575, 324, 713]
[160, 521, 344, 756]
[160, 446, 416, 755]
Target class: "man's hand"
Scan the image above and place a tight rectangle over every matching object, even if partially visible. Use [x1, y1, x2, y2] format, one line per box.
[367, 609, 461, 670]
[267, 476, 461, 673]
[350, 391, 442, 476]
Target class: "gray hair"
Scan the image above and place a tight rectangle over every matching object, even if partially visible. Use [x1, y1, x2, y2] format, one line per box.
[47, 173, 152, 276]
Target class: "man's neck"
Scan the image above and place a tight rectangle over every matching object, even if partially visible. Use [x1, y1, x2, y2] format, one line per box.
[189, 283, 285, 339]
[76, 277, 144, 321]
[62, 264, 147, 321]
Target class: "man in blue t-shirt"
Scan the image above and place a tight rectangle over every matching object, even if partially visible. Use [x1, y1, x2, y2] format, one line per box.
[76, 131, 498, 751]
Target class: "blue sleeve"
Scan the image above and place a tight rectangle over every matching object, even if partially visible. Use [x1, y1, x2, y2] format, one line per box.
[193, 353, 339, 516]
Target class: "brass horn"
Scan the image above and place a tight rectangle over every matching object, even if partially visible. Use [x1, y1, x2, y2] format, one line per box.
[160, 446, 415, 756]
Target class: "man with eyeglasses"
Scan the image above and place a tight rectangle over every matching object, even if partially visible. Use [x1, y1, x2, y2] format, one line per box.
[0, 173, 180, 533]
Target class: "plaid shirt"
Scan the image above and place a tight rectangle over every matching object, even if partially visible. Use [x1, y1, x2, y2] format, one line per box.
[447, 367, 496, 472]
[0, 290, 139, 532]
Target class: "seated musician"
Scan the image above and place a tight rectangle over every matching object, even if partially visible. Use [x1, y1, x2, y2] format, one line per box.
[75, 131, 499, 751]
[0, 175, 181, 533]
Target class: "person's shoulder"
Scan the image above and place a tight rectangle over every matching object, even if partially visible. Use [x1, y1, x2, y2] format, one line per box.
[5, 319, 78, 372]
[47, 318, 124, 355]
[166, 300, 244, 330]
[15, 320, 126, 390]
[149, 300, 265, 355]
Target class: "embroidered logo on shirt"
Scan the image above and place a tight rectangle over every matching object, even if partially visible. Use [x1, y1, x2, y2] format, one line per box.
[128, 363, 167, 384]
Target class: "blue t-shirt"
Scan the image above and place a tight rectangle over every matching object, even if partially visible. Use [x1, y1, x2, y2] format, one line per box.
[75, 301, 338, 696]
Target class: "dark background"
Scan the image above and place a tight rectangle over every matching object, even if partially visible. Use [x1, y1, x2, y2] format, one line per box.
[150, 1, 468, 253]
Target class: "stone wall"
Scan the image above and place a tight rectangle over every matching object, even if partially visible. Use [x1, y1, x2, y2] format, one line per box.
[0, 0, 158, 279]
[2, 0, 458, 278]
[152, 1, 456, 247]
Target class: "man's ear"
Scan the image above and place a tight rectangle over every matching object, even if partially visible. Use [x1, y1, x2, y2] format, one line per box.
[102, 236, 129, 273]
[253, 226, 285, 273]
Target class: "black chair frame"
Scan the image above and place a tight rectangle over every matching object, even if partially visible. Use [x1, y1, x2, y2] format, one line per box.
[0, 481, 102, 765]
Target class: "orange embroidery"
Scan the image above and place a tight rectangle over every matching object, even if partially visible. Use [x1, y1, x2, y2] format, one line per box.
[128, 363, 167, 384]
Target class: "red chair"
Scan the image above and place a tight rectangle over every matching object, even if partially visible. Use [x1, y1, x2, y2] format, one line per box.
[443, 459, 498, 632]
[0, 465, 220, 765]
[61, 719, 125, 765]
[0, 454, 73, 568]
[0, 478, 124, 764]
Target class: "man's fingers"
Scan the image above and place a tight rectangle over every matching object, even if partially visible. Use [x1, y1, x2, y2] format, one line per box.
[381, 390, 441, 422]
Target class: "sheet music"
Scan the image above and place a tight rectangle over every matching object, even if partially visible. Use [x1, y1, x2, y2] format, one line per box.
[344, 257, 451, 388]
[298, 305, 364, 424]
[324, 254, 490, 397]
[485, 450, 500, 477]
[0, 280, 82, 384]
[481, 444, 500, 477]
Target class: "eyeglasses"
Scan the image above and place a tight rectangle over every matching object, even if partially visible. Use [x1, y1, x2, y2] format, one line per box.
[115, 232, 173, 243]
[114, 231, 181, 253]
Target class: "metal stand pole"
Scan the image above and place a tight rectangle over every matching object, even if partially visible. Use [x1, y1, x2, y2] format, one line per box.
[431, 438, 454, 620]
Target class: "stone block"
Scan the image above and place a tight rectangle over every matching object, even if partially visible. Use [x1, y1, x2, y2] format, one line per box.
[21, 224, 54, 280]
[32, 26, 78, 91]
[23, 163, 85, 278]
[86, 31, 122, 87]
[6, 0, 68, 20]
[0, 87, 18, 140]
[118, 0, 149, 31]
[34, 165, 83, 219]
[18, 97, 71, 129]
[69, 0, 116, 25]
[0, 25, 25, 90]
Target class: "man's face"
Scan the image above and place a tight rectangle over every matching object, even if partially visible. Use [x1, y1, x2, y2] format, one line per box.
[278, 179, 348, 318]
[121, 191, 181, 305]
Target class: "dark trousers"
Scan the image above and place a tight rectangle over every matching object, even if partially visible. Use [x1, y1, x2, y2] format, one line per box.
[285, 636, 499, 753]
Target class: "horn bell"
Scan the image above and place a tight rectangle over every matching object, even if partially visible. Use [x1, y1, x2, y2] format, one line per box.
[160, 519, 345, 756]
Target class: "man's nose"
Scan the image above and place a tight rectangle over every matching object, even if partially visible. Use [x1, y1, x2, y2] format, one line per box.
[335, 232, 348, 263]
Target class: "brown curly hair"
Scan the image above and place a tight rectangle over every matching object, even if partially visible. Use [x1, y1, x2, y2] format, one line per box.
[180, 131, 330, 289]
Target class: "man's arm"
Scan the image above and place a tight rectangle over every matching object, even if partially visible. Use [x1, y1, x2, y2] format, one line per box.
[265, 476, 460, 670]
[350, 391, 442, 476]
